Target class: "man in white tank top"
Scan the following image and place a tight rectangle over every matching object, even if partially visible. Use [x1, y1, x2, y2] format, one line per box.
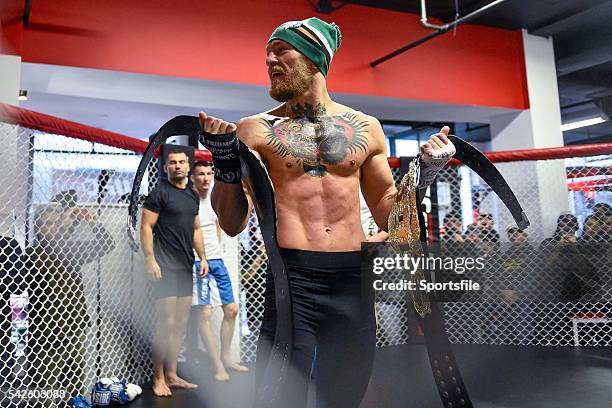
[191, 161, 248, 381]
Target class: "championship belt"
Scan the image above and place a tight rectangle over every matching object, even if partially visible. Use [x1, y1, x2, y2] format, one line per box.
[388, 136, 529, 408]
[127, 116, 291, 408]
[388, 158, 431, 318]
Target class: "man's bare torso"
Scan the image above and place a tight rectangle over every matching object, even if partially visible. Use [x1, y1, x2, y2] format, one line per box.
[240, 103, 378, 251]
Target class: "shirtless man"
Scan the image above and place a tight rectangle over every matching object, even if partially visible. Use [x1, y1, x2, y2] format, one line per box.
[199, 17, 454, 407]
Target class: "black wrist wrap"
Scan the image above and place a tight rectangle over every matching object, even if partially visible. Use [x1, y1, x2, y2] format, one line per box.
[199, 131, 242, 184]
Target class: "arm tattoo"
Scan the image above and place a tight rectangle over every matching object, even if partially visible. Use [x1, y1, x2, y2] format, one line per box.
[261, 112, 369, 177]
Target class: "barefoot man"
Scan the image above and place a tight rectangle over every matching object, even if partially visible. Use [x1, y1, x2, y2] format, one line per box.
[141, 147, 209, 396]
[190, 160, 249, 381]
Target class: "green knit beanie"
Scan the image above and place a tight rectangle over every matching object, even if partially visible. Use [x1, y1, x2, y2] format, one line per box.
[268, 17, 342, 77]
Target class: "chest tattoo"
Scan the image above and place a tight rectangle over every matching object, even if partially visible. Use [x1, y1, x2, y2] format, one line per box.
[261, 112, 368, 177]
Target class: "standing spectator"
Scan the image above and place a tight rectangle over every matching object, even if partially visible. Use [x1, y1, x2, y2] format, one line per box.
[582, 212, 610, 243]
[190, 161, 248, 381]
[578, 213, 609, 301]
[490, 225, 534, 343]
[538, 213, 594, 343]
[140, 148, 208, 397]
[478, 213, 500, 251]
[26, 204, 115, 398]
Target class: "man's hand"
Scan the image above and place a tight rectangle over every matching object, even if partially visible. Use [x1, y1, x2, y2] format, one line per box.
[420, 126, 454, 159]
[198, 111, 242, 184]
[199, 112, 237, 135]
[418, 126, 456, 188]
[146, 258, 162, 281]
[198, 259, 209, 278]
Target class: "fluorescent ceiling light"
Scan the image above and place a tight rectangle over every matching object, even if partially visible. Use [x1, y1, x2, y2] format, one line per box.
[561, 116, 606, 132]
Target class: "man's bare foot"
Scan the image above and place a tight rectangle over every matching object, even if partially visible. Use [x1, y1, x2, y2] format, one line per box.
[152, 378, 172, 397]
[165, 374, 198, 389]
[223, 360, 249, 372]
[214, 368, 230, 382]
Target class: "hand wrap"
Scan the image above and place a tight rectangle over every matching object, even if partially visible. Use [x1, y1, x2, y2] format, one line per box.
[199, 130, 242, 184]
[417, 140, 456, 188]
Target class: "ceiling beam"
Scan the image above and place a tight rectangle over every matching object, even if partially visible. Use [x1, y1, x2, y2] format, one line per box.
[557, 41, 612, 77]
[531, 2, 612, 36]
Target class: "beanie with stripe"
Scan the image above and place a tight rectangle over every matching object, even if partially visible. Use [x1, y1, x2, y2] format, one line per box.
[268, 17, 342, 77]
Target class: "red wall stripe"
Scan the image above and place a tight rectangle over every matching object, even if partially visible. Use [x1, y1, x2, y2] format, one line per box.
[17, 0, 528, 109]
[0, 0, 24, 55]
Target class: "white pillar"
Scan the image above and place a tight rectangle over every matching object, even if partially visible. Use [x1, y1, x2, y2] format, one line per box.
[487, 31, 568, 241]
[0, 54, 20, 105]
[0, 54, 28, 242]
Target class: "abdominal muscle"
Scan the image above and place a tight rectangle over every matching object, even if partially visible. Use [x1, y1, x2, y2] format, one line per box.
[272, 173, 367, 252]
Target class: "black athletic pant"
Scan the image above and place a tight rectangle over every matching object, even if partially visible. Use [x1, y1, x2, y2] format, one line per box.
[256, 249, 376, 408]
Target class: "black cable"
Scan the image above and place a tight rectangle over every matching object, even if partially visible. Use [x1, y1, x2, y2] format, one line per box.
[23, 0, 32, 27]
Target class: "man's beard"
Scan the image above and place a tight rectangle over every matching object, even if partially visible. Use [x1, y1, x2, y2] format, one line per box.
[269, 62, 312, 102]
[169, 173, 187, 183]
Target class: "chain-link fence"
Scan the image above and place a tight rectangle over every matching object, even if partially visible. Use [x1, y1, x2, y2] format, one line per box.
[435, 157, 611, 347]
[0, 122, 155, 407]
[0, 111, 610, 406]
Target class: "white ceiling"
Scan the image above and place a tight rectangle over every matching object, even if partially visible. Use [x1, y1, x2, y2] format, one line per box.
[19, 62, 520, 139]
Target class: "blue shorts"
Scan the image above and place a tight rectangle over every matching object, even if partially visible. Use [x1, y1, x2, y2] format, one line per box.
[192, 259, 235, 306]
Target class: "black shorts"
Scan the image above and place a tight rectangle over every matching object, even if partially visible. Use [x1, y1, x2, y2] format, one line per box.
[153, 266, 193, 299]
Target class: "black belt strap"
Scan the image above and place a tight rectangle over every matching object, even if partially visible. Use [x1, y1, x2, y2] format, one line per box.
[414, 136, 530, 408]
[416, 194, 473, 407]
[239, 144, 292, 408]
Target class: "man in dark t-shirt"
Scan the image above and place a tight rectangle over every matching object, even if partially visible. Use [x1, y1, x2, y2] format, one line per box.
[141, 147, 209, 397]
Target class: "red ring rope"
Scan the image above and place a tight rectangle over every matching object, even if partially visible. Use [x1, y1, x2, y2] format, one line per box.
[2, 103, 609, 167]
